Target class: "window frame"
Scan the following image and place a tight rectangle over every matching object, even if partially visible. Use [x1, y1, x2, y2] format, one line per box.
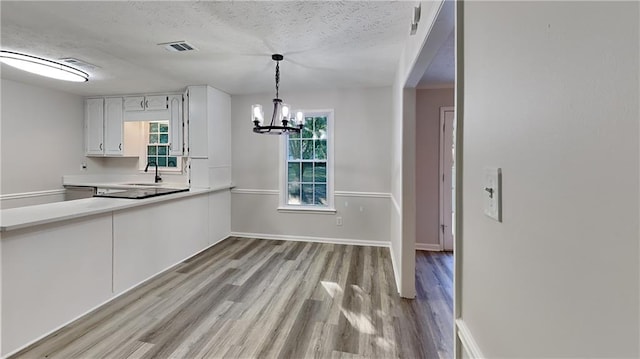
[138, 120, 183, 173]
[278, 109, 335, 213]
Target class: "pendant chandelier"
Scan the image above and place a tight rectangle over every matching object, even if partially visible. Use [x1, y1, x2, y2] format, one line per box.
[252, 54, 304, 135]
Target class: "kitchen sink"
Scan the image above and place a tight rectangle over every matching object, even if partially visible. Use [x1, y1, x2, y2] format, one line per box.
[94, 187, 189, 199]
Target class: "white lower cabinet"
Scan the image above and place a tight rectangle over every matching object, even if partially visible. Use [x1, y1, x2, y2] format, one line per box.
[0, 191, 231, 357]
[1, 216, 113, 355]
[112, 195, 209, 294]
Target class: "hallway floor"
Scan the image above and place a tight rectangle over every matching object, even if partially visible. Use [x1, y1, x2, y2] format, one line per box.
[11, 238, 454, 359]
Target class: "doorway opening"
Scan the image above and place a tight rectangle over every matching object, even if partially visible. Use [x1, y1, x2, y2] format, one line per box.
[439, 106, 455, 251]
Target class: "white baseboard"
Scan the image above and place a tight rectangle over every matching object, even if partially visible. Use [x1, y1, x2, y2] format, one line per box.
[456, 319, 484, 358]
[415, 242, 442, 251]
[230, 231, 390, 248]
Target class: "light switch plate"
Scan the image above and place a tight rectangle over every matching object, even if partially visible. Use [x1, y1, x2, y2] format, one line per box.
[483, 167, 502, 222]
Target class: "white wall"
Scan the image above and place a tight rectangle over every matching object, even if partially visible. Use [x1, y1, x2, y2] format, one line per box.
[231, 87, 392, 244]
[460, 1, 639, 357]
[416, 88, 454, 248]
[390, 0, 445, 297]
[0, 79, 85, 195]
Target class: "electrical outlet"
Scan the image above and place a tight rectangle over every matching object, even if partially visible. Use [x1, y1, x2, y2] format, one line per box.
[336, 216, 343, 226]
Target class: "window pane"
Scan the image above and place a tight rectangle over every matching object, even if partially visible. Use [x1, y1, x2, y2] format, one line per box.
[313, 117, 327, 139]
[288, 163, 300, 182]
[157, 157, 167, 166]
[314, 163, 326, 182]
[301, 184, 314, 205]
[288, 140, 301, 160]
[158, 146, 167, 155]
[147, 157, 155, 165]
[288, 183, 300, 205]
[302, 162, 314, 182]
[149, 134, 158, 144]
[149, 123, 158, 132]
[159, 123, 169, 132]
[160, 134, 169, 144]
[148, 146, 157, 155]
[301, 140, 314, 159]
[168, 157, 177, 167]
[288, 131, 300, 139]
[302, 123, 313, 139]
[314, 184, 327, 205]
[315, 140, 327, 160]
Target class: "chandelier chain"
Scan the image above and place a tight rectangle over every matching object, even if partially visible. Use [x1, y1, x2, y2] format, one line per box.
[275, 61, 280, 99]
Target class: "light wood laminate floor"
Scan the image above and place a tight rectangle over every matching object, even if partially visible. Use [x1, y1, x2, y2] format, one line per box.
[11, 238, 453, 359]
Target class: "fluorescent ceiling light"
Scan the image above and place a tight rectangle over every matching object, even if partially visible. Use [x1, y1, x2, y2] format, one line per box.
[0, 51, 89, 82]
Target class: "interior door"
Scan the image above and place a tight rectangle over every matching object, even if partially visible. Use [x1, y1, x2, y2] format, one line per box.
[440, 107, 455, 251]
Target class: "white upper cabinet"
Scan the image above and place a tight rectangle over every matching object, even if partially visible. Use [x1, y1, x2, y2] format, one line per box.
[124, 95, 168, 112]
[85, 98, 104, 155]
[85, 98, 124, 156]
[104, 98, 124, 155]
[168, 95, 184, 156]
[145, 95, 168, 111]
[123, 96, 145, 111]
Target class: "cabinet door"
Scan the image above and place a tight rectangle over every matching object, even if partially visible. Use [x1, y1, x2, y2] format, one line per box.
[145, 95, 168, 110]
[104, 98, 124, 155]
[123, 96, 145, 111]
[168, 95, 183, 156]
[182, 88, 189, 157]
[85, 98, 104, 155]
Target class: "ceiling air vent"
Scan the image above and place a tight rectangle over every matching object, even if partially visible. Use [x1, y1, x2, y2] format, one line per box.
[159, 41, 198, 52]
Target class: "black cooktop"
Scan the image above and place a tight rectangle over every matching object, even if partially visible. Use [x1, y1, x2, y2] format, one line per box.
[94, 187, 189, 199]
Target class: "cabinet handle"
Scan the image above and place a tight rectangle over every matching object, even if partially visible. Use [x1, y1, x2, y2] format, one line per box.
[140, 100, 144, 108]
[119, 143, 122, 151]
[145, 100, 148, 108]
[100, 143, 103, 151]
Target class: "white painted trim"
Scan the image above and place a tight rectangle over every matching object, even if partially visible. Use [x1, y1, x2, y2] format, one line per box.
[440, 106, 455, 251]
[335, 191, 391, 199]
[390, 194, 401, 215]
[279, 109, 335, 209]
[276, 206, 337, 215]
[415, 243, 442, 251]
[456, 319, 485, 358]
[231, 232, 390, 248]
[231, 188, 279, 195]
[231, 188, 392, 199]
[1, 235, 229, 359]
[416, 83, 455, 90]
[388, 243, 401, 295]
[0, 189, 66, 200]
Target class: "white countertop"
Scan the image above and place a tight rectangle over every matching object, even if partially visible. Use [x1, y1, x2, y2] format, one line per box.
[0, 184, 232, 233]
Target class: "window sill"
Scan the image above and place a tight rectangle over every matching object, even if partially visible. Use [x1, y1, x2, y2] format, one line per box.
[277, 206, 337, 215]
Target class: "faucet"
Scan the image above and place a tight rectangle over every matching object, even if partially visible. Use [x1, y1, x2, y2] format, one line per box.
[144, 161, 162, 183]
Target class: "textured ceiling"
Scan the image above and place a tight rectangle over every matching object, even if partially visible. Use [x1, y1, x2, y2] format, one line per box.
[1, 1, 422, 96]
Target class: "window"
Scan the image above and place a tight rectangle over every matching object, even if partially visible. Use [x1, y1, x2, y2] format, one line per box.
[280, 110, 334, 212]
[146, 121, 179, 168]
